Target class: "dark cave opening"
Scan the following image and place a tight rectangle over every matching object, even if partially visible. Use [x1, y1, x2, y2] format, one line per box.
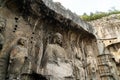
[21, 73, 48, 80]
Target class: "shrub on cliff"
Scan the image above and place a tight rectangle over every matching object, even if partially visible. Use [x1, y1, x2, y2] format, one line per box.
[80, 10, 120, 21]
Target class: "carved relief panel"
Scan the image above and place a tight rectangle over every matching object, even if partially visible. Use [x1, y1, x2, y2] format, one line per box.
[0, 2, 100, 80]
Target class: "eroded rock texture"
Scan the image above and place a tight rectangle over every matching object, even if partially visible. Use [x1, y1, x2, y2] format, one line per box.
[0, 0, 119, 80]
[90, 14, 120, 80]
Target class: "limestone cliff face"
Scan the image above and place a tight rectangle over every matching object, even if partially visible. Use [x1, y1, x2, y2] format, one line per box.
[0, 0, 99, 80]
[89, 14, 120, 80]
[90, 14, 120, 39]
[0, 0, 119, 80]
[89, 14, 120, 52]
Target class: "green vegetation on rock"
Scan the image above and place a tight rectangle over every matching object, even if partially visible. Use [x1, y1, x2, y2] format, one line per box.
[80, 10, 120, 21]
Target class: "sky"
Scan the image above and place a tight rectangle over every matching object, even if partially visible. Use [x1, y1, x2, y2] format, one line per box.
[53, 0, 120, 15]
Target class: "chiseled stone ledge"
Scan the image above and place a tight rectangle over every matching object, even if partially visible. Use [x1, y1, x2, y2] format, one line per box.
[35, 0, 95, 36]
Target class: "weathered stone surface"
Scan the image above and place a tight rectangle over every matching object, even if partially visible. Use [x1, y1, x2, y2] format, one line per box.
[41, 33, 73, 80]
[41, 0, 94, 34]
[0, 0, 119, 80]
[8, 37, 29, 80]
[90, 14, 120, 80]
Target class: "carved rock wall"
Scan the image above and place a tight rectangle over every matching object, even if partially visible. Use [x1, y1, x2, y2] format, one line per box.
[0, 0, 117, 80]
[90, 14, 120, 80]
[0, 6, 100, 80]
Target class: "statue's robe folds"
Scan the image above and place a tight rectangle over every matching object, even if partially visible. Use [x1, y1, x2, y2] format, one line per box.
[43, 44, 73, 80]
